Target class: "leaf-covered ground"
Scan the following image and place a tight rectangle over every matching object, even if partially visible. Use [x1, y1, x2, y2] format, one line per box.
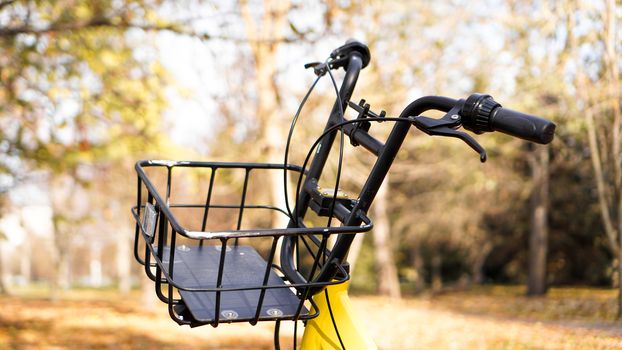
[0, 286, 620, 349]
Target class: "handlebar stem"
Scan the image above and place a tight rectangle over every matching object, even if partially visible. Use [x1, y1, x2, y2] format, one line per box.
[281, 53, 364, 286]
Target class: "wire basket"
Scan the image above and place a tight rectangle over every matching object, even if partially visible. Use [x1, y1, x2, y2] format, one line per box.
[131, 160, 372, 327]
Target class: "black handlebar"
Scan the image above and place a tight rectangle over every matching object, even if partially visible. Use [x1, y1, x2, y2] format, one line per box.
[281, 43, 558, 294]
[460, 93, 556, 144]
[490, 107, 555, 144]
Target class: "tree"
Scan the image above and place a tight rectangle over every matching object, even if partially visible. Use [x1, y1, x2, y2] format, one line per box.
[239, 0, 292, 231]
[527, 144, 550, 295]
[0, 0, 170, 293]
[570, 0, 622, 316]
[501, 0, 557, 296]
[350, 0, 521, 291]
[372, 179, 401, 297]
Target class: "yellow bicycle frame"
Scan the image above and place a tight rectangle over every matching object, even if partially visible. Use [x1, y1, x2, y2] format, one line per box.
[300, 281, 377, 350]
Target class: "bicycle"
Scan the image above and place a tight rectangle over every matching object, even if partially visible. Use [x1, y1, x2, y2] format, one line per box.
[131, 40, 555, 349]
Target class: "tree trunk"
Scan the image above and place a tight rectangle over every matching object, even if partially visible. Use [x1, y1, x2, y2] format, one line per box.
[53, 250, 71, 294]
[141, 273, 157, 311]
[0, 242, 8, 294]
[239, 0, 290, 228]
[527, 145, 549, 296]
[51, 213, 71, 300]
[431, 253, 442, 293]
[89, 243, 103, 287]
[372, 180, 401, 298]
[471, 241, 492, 285]
[18, 212, 31, 287]
[604, 0, 622, 318]
[346, 233, 366, 275]
[412, 244, 426, 292]
[116, 229, 132, 294]
[20, 241, 31, 286]
[619, 256, 622, 318]
[240, 0, 291, 264]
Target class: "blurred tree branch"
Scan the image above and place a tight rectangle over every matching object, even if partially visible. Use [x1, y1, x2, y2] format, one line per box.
[0, 17, 179, 37]
[0, 0, 17, 11]
[0, 1, 311, 43]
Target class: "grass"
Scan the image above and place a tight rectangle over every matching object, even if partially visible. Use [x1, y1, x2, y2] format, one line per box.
[0, 285, 619, 349]
[354, 286, 622, 350]
[425, 285, 618, 321]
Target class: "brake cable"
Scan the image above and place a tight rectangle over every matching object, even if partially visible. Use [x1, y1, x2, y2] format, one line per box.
[283, 73, 323, 222]
[280, 57, 327, 350]
[281, 55, 410, 350]
[324, 62, 347, 350]
[281, 55, 349, 350]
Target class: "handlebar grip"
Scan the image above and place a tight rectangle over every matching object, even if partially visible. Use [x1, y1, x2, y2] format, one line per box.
[491, 107, 555, 144]
[330, 40, 371, 69]
[461, 93, 556, 145]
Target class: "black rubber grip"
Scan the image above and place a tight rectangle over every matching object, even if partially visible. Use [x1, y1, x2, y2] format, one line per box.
[490, 107, 556, 144]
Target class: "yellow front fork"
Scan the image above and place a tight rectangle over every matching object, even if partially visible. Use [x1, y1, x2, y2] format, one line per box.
[299, 281, 377, 350]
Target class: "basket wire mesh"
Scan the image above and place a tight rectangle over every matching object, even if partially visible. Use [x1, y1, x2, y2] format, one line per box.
[132, 160, 371, 327]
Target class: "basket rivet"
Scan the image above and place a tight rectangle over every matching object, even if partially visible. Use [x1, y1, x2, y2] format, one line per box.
[266, 308, 283, 317]
[221, 310, 239, 319]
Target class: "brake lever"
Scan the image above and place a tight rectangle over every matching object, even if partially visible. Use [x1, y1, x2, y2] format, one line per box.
[412, 106, 488, 162]
[304, 61, 328, 76]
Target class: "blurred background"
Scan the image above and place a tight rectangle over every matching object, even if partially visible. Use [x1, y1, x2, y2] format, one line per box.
[0, 0, 621, 349]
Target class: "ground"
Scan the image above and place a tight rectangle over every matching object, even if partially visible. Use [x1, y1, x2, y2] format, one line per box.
[0, 286, 619, 349]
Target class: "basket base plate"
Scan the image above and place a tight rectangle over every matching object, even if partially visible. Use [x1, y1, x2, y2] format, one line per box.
[160, 245, 308, 323]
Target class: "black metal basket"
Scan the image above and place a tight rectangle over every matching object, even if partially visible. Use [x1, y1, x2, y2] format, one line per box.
[131, 160, 372, 327]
